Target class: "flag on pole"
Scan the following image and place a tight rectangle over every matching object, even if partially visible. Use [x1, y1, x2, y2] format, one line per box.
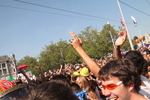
[120, 19, 124, 26]
[131, 16, 137, 24]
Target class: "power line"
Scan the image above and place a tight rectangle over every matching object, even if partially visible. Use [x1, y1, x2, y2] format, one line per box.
[13, 0, 118, 22]
[0, 4, 109, 23]
[1, 1, 149, 27]
[120, 0, 150, 17]
[145, 0, 150, 5]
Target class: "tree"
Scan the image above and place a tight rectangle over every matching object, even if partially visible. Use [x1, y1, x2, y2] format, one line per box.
[77, 25, 117, 59]
[17, 56, 38, 75]
[38, 40, 81, 71]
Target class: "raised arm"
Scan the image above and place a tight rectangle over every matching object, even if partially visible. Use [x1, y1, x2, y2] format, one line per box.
[115, 29, 127, 59]
[20, 69, 32, 84]
[70, 32, 100, 76]
[35, 66, 46, 81]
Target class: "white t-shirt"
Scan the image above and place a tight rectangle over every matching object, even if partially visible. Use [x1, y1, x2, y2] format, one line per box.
[140, 75, 150, 99]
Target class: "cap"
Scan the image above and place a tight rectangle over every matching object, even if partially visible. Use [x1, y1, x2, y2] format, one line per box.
[73, 71, 80, 77]
[80, 67, 90, 77]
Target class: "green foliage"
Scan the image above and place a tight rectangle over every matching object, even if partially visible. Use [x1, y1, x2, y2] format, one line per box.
[38, 40, 82, 71]
[65, 46, 82, 64]
[17, 56, 38, 75]
[18, 24, 135, 73]
[78, 25, 117, 59]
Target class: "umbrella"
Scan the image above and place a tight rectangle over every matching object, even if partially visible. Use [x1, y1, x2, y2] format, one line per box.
[17, 65, 28, 69]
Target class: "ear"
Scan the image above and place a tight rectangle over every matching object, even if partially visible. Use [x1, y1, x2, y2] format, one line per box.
[128, 84, 134, 92]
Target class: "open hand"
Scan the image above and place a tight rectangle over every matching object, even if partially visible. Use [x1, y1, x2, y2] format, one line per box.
[115, 29, 127, 46]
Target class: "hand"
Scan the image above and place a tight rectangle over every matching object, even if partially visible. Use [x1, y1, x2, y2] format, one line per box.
[60, 64, 63, 69]
[35, 66, 42, 71]
[70, 32, 82, 49]
[115, 29, 127, 46]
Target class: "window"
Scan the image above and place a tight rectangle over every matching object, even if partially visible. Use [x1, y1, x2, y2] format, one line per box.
[3, 69, 7, 74]
[0, 70, 2, 75]
[2, 63, 6, 68]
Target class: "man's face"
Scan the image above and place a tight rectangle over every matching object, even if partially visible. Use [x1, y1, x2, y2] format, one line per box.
[101, 76, 132, 100]
[143, 51, 150, 64]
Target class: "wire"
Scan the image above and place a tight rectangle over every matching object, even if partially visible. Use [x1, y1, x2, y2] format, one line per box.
[120, 0, 150, 17]
[145, 0, 150, 5]
[1, 0, 149, 27]
[0, 4, 109, 23]
[13, 0, 118, 22]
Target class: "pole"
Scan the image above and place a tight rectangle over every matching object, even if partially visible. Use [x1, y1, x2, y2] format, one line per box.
[107, 22, 116, 50]
[117, 0, 134, 50]
[59, 48, 65, 68]
[109, 31, 116, 50]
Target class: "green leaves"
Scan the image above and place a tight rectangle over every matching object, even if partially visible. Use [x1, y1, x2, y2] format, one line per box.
[17, 24, 132, 75]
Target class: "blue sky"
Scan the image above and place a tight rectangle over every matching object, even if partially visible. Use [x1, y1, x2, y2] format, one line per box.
[0, 0, 150, 61]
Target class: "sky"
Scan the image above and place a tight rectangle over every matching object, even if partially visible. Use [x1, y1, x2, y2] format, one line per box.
[0, 0, 150, 61]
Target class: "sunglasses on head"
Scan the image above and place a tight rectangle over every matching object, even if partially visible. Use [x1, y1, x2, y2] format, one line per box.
[101, 81, 123, 90]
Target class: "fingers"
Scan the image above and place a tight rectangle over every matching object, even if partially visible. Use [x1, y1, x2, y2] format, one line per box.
[118, 31, 124, 36]
[123, 28, 127, 32]
[70, 32, 78, 40]
[79, 38, 82, 44]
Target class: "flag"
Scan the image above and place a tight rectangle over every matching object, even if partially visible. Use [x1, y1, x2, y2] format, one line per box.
[131, 16, 137, 24]
[120, 19, 124, 26]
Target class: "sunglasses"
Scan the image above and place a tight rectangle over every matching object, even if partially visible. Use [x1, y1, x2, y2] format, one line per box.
[101, 81, 123, 90]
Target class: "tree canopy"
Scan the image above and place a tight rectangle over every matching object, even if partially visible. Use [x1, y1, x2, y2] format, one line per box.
[17, 24, 132, 75]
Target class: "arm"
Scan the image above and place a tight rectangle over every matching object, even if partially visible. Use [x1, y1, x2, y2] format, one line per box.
[115, 29, 127, 59]
[56, 64, 63, 75]
[20, 70, 32, 84]
[36, 66, 46, 81]
[70, 32, 100, 76]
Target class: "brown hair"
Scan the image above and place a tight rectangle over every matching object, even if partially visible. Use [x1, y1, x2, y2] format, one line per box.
[98, 59, 141, 92]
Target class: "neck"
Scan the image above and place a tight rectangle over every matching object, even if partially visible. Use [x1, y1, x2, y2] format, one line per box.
[130, 92, 147, 100]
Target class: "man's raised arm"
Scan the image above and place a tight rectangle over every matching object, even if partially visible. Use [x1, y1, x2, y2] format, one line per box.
[70, 32, 100, 76]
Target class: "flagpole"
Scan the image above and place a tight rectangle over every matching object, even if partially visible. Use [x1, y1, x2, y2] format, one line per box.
[117, 0, 134, 50]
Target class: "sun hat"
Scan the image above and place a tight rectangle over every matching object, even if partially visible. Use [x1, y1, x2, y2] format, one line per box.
[80, 67, 90, 77]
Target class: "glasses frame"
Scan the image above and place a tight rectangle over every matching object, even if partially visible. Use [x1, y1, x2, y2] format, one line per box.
[101, 81, 123, 90]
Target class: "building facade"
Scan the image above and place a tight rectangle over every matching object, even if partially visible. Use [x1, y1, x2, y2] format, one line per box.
[0, 54, 17, 80]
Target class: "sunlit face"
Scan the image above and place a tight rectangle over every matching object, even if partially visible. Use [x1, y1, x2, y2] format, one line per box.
[76, 77, 82, 88]
[143, 51, 150, 64]
[101, 76, 132, 100]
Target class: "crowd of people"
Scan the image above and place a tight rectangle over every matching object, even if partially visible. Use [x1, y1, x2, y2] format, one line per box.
[0, 29, 150, 100]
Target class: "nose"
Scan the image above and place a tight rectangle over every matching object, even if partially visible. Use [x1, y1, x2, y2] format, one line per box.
[102, 88, 111, 96]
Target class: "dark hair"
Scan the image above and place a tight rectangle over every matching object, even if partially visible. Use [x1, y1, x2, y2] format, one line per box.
[143, 49, 150, 54]
[124, 51, 145, 74]
[26, 81, 79, 100]
[51, 74, 70, 87]
[71, 82, 82, 92]
[98, 59, 141, 92]
[89, 80, 98, 91]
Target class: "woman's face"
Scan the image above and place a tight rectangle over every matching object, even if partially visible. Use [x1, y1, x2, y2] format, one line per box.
[76, 77, 83, 88]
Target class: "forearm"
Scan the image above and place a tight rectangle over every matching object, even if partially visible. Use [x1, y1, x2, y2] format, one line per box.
[115, 45, 122, 59]
[21, 71, 32, 84]
[75, 47, 100, 76]
[39, 71, 46, 81]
